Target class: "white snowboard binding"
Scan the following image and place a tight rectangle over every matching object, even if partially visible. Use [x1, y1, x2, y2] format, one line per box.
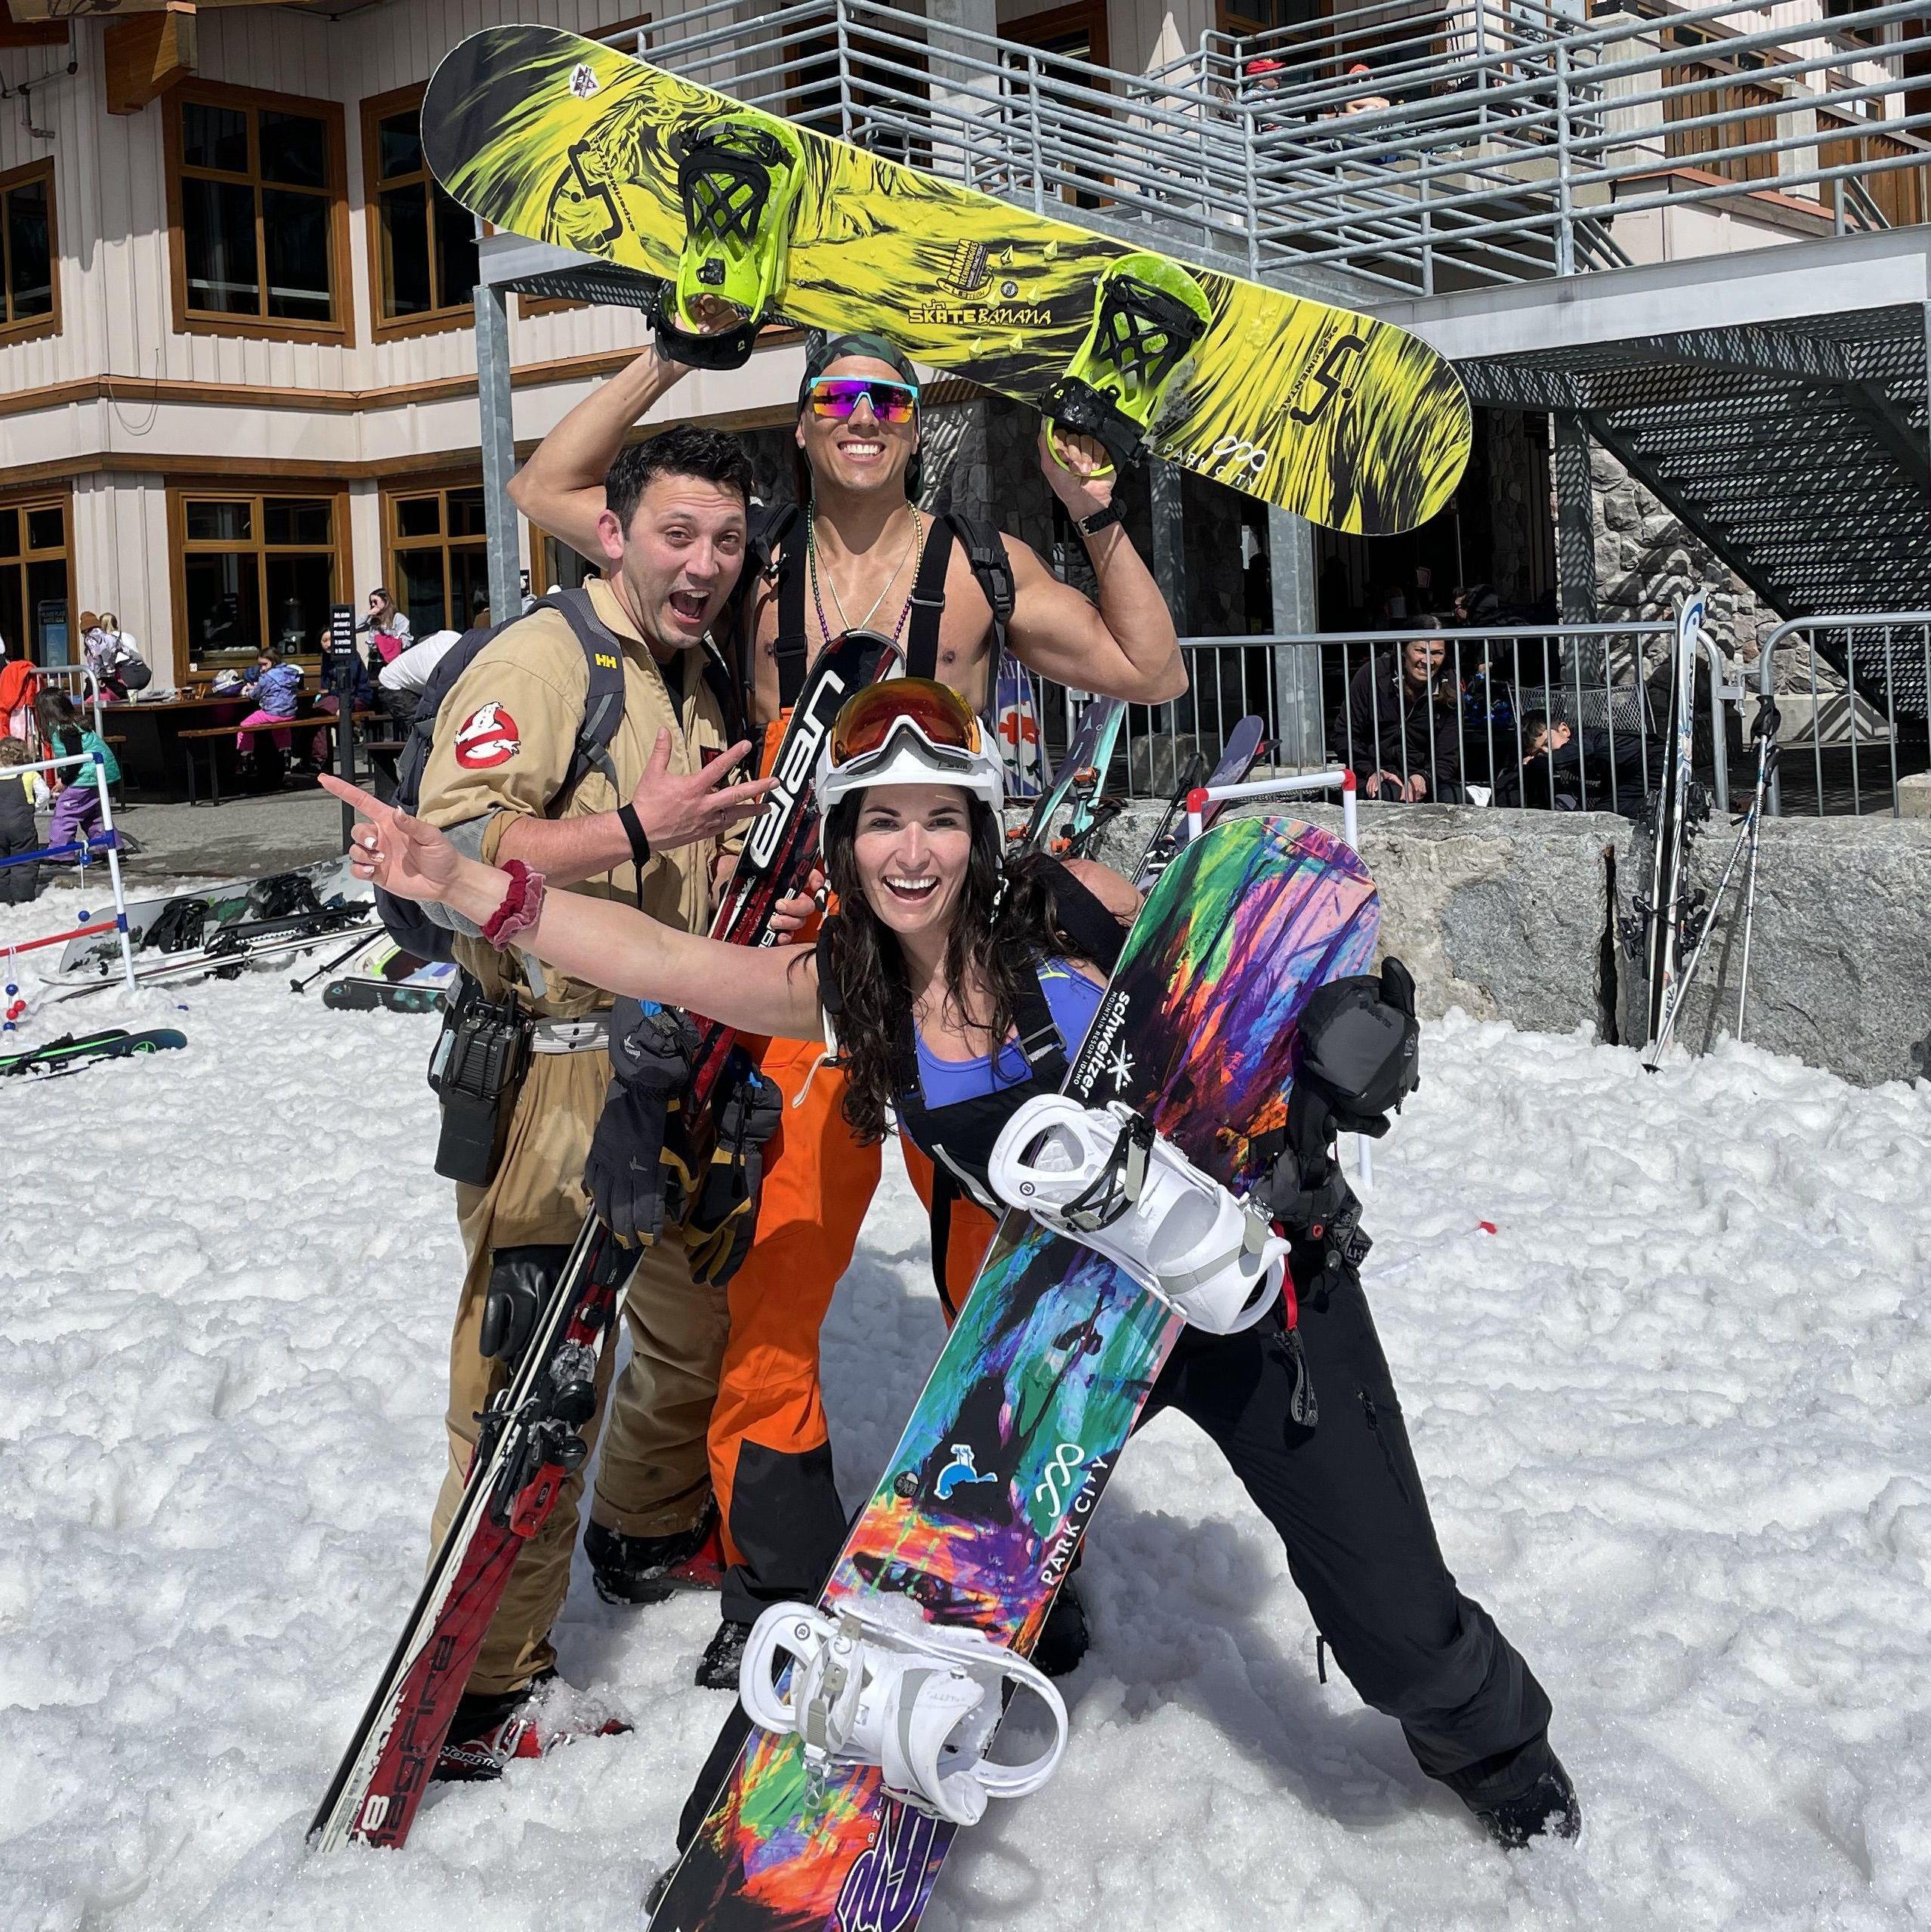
[740, 1599, 1068, 1827]
[987, 1096, 1287, 1334]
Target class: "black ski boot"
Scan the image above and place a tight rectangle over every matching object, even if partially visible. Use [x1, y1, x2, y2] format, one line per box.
[1033, 1578, 1090, 1678]
[697, 1616, 753, 1690]
[1469, 1758, 1582, 1850]
[585, 1503, 724, 1606]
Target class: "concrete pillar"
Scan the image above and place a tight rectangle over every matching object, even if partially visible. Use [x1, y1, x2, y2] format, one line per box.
[1149, 457, 1186, 635]
[1553, 412, 1598, 625]
[1268, 504, 1325, 766]
[475, 283, 523, 629]
[926, 0, 998, 182]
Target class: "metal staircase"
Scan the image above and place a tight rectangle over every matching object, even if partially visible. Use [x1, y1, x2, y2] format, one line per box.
[1462, 306, 1931, 618]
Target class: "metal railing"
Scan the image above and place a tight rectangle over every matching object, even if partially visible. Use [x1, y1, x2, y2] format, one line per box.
[1030, 621, 1753, 812]
[635, 0, 1930, 297]
[29, 664, 106, 740]
[1756, 612, 1931, 817]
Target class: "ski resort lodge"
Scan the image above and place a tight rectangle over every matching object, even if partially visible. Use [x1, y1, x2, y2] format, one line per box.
[1, 0, 1927, 814]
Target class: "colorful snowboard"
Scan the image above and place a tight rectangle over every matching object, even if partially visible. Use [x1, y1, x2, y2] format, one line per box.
[0, 1028, 187, 1079]
[422, 26, 1470, 536]
[653, 814, 1379, 1931]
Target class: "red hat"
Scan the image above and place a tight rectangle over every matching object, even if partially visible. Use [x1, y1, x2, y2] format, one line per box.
[1245, 55, 1285, 75]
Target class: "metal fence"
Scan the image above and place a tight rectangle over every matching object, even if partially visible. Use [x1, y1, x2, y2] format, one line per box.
[1756, 613, 1931, 817]
[1028, 621, 1754, 812]
[634, 0, 1931, 298]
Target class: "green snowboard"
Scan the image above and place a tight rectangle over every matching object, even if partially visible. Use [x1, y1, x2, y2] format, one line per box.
[422, 25, 1469, 536]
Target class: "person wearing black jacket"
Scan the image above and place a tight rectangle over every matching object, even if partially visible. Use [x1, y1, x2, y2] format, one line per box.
[1342, 629, 1464, 802]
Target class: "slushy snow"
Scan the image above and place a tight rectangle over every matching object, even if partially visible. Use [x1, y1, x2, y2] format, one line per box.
[4, 876, 1929, 1931]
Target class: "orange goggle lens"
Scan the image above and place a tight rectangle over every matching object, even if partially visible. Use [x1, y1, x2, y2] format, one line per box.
[829, 678, 982, 766]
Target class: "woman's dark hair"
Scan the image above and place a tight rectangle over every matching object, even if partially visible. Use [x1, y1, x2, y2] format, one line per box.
[606, 425, 754, 534]
[816, 796, 1118, 1142]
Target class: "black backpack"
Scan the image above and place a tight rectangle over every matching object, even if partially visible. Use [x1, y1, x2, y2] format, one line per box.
[376, 589, 740, 962]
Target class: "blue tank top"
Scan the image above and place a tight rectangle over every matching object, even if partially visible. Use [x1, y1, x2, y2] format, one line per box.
[913, 957, 1104, 1109]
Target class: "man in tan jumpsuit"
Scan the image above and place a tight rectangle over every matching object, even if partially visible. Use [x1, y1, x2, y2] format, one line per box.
[414, 425, 773, 1774]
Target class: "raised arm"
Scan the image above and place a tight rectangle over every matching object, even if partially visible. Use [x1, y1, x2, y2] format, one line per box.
[508, 345, 692, 559]
[1001, 431, 1187, 705]
[322, 777, 824, 1043]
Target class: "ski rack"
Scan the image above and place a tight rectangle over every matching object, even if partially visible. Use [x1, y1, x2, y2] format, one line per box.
[0, 747, 137, 996]
[1185, 768, 1371, 1186]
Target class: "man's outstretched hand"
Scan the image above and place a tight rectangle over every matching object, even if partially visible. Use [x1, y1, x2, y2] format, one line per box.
[320, 774, 464, 906]
[632, 731, 774, 852]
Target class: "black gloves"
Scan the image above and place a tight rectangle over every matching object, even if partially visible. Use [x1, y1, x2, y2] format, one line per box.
[584, 997, 700, 1247]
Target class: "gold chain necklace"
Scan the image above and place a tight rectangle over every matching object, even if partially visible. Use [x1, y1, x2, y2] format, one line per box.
[809, 506, 922, 641]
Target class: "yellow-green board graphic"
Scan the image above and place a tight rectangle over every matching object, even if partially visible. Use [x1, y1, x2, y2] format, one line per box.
[424, 26, 1470, 536]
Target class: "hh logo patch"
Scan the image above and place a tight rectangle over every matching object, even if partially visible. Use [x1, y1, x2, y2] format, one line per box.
[455, 703, 521, 769]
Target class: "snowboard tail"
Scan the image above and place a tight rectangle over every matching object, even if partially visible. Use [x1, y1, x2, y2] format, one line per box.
[423, 26, 1471, 535]
[654, 816, 1380, 1930]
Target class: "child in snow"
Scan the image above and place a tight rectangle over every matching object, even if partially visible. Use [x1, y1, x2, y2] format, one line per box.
[34, 691, 116, 855]
[236, 648, 304, 754]
[0, 737, 48, 904]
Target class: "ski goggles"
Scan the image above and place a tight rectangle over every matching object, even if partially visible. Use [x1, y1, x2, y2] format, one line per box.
[806, 377, 919, 425]
[830, 678, 984, 768]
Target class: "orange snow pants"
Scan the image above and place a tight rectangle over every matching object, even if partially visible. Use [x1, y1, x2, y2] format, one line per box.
[707, 713, 999, 1621]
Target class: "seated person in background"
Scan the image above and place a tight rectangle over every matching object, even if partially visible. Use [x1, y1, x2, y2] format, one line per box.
[374, 591, 485, 733]
[1494, 709, 1652, 817]
[357, 586, 413, 664]
[82, 613, 149, 700]
[308, 629, 377, 772]
[1341, 626, 1464, 802]
[235, 648, 304, 755]
[0, 736, 49, 904]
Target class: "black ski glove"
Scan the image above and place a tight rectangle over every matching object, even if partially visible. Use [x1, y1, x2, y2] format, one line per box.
[584, 998, 700, 1247]
[1253, 958, 1420, 1264]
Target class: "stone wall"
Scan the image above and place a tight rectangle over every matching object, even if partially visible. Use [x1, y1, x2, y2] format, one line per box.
[1066, 797, 1931, 1088]
[1589, 440, 1773, 678]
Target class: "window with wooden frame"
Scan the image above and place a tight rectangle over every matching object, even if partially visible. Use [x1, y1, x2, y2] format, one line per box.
[165, 82, 351, 343]
[0, 490, 73, 669]
[385, 480, 491, 640]
[363, 82, 482, 341]
[170, 488, 346, 675]
[0, 159, 57, 345]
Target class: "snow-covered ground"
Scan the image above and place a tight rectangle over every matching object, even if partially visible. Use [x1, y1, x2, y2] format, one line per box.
[5, 874, 1929, 1932]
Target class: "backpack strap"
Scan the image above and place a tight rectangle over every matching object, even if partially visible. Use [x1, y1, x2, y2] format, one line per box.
[1037, 856, 1128, 975]
[941, 510, 1015, 719]
[901, 515, 956, 682]
[545, 587, 630, 796]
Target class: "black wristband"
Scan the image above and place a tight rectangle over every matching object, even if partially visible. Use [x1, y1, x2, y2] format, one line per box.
[617, 802, 652, 871]
[1077, 502, 1123, 538]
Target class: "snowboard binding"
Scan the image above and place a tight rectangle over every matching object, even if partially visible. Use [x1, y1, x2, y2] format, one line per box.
[741, 1600, 1068, 1825]
[989, 1096, 1287, 1334]
[1042, 253, 1212, 476]
[658, 118, 807, 370]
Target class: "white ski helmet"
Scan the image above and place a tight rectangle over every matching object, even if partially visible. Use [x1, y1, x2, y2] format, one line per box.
[814, 676, 1004, 819]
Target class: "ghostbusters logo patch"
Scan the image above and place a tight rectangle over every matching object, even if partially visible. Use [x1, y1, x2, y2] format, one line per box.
[455, 703, 521, 770]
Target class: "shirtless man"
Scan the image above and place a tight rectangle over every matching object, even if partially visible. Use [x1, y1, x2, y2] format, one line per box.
[509, 326, 1186, 1687]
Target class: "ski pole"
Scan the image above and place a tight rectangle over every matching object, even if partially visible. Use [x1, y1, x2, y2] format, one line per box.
[292, 931, 377, 995]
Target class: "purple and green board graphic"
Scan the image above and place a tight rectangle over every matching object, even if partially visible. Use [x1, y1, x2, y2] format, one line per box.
[652, 815, 1380, 1932]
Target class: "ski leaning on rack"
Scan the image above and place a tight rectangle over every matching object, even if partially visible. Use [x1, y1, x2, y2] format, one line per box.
[1134, 713, 1267, 887]
[1649, 695, 1781, 1061]
[422, 28, 1469, 536]
[1011, 697, 1126, 860]
[650, 814, 1379, 1932]
[1640, 594, 1710, 1056]
[309, 626, 898, 1857]
[0, 1028, 186, 1079]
